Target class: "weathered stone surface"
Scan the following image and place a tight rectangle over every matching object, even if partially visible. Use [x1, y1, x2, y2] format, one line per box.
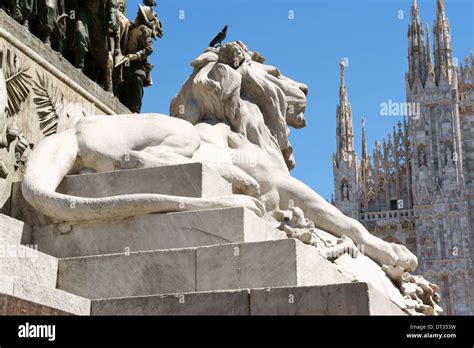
[0, 275, 90, 315]
[330, 1, 473, 316]
[11, 163, 234, 226]
[10, 182, 60, 226]
[32, 208, 284, 258]
[334, 253, 407, 309]
[0, 293, 73, 315]
[0, 213, 31, 244]
[57, 239, 352, 300]
[196, 239, 352, 292]
[91, 289, 249, 316]
[0, 240, 57, 288]
[56, 163, 232, 198]
[91, 283, 404, 316]
[57, 248, 196, 299]
[250, 283, 405, 315]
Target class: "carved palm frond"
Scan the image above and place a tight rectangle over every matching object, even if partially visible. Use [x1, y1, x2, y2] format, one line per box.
[2, 49, 32, 118]
[32, 71, 64, 137]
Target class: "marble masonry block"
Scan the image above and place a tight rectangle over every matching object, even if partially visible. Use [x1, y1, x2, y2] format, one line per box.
[0, 293, 73, 315]
[56, 163, 232, 198]
[57, 239, 352, 300]
[32, 207, 284, 258]
[0, 213, 31, 245]
[0, 275, 90, 315]
[91, 289, 250, 316]
[0, 239, 58, 288]
[334, 253, 407, 310]
[249, 283, 405, 315]
[196, 239, 353, 292]
[57, 248, 197, 300]
[10, 163, 233, 226]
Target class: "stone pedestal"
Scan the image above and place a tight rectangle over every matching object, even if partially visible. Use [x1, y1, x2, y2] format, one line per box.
[0, 163, 406, 315]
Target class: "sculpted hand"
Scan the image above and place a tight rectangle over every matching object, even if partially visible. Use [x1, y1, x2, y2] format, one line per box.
[108, 19, 118, 34]
[126, 54, 139, 62]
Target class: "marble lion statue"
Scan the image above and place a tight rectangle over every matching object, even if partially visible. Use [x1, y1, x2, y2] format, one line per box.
[22, 41, 418, 274]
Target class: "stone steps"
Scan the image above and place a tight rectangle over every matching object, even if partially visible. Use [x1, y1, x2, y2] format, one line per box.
[91, 289, 250, 316]
[31, 208, 284, 258]
[90, 283, 404, 316]
[56, 163, 232, 198]
[0, 213, 31, 245]
[56, 239, 353, 300]
[0, 163, 406, 315]
[0, 215, 89, 315]
[0, 239, 58, 289]
[0, 275, 90, 315]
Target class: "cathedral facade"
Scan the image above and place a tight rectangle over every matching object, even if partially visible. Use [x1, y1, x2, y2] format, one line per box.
[332, 0, 474, 315]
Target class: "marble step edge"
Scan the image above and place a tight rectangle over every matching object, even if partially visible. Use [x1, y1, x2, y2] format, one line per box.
[0, 275, 90, 315]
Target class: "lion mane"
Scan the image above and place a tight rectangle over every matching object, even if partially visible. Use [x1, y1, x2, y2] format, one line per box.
[170, 41, 309, 170]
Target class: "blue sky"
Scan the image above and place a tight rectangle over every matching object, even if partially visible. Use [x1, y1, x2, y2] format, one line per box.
[127, 0, 473, 200]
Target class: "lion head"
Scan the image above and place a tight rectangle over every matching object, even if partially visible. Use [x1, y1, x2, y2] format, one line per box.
[170, 41, 308, 170]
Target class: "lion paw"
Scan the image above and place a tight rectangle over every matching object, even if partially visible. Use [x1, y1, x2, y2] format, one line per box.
[231, 172, 261, 197]
[369, 239, 418, 272]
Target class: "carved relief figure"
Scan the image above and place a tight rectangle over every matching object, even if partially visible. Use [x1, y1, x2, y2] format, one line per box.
[418, 144, 427, 167]
[444, 142, 454, 165]
[421, 233, 434, 256]
[341, 182, 349, 201]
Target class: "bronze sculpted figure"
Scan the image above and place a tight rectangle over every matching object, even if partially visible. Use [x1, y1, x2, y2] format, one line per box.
[31, 0, 66, 51]
[1, 0, 34, 27]
[72, 0, 119, 92]
[113, 0, 131, 87]
[1, 0, 161, 105]
[118, 3, 162, 112]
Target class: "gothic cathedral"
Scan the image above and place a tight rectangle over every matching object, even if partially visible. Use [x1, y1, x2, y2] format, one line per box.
[333, 0, 474, 315]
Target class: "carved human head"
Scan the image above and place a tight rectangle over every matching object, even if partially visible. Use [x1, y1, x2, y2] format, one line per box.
[118, 0, 127, 14]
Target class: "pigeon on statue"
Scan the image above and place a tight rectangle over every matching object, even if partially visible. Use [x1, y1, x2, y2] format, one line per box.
[209, 25, 228, 48]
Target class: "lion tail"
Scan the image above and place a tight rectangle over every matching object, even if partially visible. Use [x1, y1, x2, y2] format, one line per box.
[21, 129, 264, 222]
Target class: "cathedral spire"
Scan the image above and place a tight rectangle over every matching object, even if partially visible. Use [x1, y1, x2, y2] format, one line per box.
[412, 0, 420, 23]
[362, 117, 367, 163]
[425, 23, 434, 77]
[407, 0, 427, 89]
[433, 0, 454, 85]
[336, 62, 354, 162]
[339, 61, 347, 102]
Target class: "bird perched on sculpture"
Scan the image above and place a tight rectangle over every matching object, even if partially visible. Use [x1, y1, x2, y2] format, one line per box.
[209, 25, 228, 47]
